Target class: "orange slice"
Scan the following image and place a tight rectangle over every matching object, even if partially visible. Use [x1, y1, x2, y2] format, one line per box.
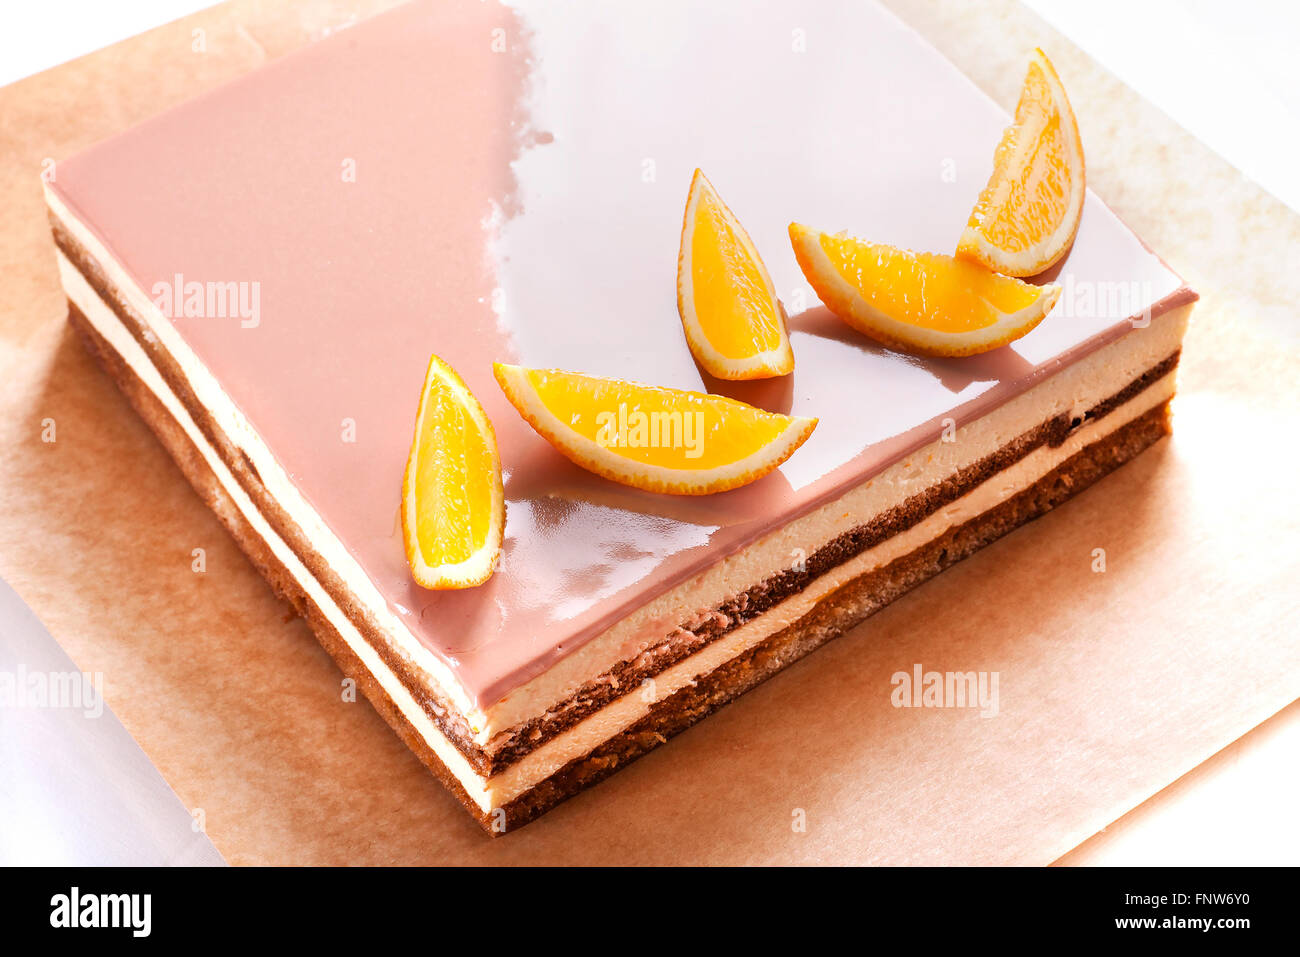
[676, 169, 794, 380]
[401, 354, 505, 589]
[493, 363, 816, 495]
[956, 48, 1085, 277]
[789, 223, 1060, 357]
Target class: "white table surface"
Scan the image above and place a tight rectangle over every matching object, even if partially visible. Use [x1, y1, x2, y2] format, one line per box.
[1, 0, 1296, 867]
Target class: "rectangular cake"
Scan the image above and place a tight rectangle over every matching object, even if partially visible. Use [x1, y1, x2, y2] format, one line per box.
[45, 0, 1195, 833]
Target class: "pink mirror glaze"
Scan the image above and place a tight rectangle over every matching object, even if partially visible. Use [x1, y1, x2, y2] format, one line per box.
[51, 0, 1189, 706]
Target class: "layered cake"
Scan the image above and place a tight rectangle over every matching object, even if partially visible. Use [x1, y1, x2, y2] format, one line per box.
[45, 0, 1195, 832]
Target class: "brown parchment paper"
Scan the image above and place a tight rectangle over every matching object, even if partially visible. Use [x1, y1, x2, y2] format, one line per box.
[1, 0, 1297, 865]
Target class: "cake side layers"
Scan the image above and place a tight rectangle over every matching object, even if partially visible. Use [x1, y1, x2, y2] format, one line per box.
[55, 285, 500, 816]
[44, 195, 488, 739]
[480, 355, 1183, 769]
[477, 372, 1179, 803]
[496, 400, 1175, 831]
[48, 188, 1192, 760]
[58, 240, 1186, 813]
[480, 304, 1191, 744]
[64, 283, 1174, 831]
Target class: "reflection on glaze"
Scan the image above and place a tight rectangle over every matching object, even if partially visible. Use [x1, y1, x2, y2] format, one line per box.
[52, 0, 1186, 705]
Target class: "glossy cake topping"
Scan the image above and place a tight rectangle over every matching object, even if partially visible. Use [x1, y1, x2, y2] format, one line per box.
[49, 0, 1187, 707]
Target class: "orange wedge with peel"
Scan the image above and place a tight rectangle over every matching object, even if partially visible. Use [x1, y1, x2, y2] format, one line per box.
[493, 363, 816, 495]
[789, 223, 1060, 357]
[677, 169, 794, 380]
[402, 354, 505, 589]
[956, 48, 1085, 277]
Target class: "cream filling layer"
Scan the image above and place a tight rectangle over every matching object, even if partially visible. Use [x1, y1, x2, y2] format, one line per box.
[46, 189, 1191, 749]
[61, 243, 1179, 809]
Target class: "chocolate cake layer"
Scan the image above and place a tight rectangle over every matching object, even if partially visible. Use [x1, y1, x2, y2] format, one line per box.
[54, 221, 1178, 777]
[68, 297, 1172, 832]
